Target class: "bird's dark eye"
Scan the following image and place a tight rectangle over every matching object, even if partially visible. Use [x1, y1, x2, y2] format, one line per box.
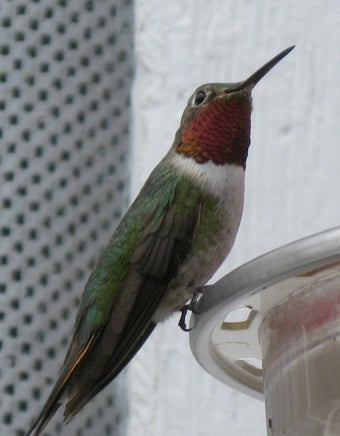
[194, 90, 206, 105]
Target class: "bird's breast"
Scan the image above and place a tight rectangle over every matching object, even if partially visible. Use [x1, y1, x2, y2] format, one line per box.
[154, 158, 245, 321]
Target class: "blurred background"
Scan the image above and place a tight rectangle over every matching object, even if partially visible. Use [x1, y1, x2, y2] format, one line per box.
[0, 0, 339, 435]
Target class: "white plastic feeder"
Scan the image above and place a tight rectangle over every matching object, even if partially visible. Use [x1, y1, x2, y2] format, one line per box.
[190, 227, 340, 436]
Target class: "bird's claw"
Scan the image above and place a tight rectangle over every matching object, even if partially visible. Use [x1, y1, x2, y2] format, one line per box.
[178, 290, 202, 332]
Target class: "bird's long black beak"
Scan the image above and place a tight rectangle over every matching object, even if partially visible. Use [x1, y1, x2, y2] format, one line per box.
[232, 46, 295, 92]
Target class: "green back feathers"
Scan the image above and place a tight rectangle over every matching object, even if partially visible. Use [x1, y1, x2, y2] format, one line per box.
[75, 160, 202, 333]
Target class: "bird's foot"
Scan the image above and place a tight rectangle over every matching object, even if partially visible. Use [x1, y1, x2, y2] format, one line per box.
[178, 289, 203, 332]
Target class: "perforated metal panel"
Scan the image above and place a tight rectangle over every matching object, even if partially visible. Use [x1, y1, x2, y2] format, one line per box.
[0, 1, 133, 434]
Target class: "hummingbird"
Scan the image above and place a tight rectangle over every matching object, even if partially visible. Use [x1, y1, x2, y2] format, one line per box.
[27, 46, 294, 435]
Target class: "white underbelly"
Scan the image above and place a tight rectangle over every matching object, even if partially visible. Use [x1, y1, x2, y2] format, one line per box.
[154, 163, 245, 322]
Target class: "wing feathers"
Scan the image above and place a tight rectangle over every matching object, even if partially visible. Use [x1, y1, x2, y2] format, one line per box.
[62, 191, 201, 417]
[28, 173, 203, 435]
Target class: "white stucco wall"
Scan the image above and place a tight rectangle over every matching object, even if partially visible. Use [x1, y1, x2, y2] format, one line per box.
[129, 1, 340, 435]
